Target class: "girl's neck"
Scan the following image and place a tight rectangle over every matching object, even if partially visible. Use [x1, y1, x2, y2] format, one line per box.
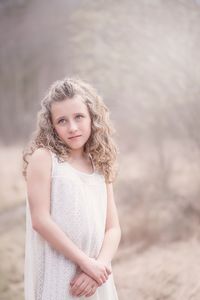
[68, 149, 88, 162]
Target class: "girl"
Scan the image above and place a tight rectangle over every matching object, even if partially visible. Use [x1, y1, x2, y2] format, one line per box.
[23, 77, 121, 300]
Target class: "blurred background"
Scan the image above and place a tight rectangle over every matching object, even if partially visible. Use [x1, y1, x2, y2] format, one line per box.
[0, 0, 200, 299]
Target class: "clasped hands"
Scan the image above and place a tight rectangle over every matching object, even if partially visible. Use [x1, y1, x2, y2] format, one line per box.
[69, 257, 112, 298]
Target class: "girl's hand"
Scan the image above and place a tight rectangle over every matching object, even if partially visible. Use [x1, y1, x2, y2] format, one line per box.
[69, 271, 98, 297]
[79, 257, 112, 286]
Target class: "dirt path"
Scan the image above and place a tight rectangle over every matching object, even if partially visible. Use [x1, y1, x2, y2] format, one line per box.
[0, 203, 25, 234]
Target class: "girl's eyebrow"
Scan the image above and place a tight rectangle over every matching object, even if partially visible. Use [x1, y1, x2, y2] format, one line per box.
[55, 113, 85, 121]
[55, 115, 66, 121]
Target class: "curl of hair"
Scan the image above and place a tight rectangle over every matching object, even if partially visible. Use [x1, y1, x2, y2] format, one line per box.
[22, 77, 118, 183]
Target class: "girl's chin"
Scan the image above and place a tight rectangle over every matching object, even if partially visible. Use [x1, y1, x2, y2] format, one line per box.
[67, 144, 85, 151]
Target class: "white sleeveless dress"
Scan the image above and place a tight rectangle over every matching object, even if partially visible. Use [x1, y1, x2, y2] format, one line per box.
[24, 151, 119, 300]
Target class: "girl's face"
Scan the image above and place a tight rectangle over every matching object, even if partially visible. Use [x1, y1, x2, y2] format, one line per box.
[51, 95, 92, 153]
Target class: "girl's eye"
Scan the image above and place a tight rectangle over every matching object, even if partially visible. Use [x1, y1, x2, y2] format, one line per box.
[76, 114, 84, 119]
[58, 119, 66, 124]
[58, 115, 84, 124]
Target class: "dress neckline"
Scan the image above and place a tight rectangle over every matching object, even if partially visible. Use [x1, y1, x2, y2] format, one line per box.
[64, 153, 96, 176]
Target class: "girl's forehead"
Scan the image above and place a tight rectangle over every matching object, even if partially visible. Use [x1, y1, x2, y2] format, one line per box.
[51, 95, 89, 117]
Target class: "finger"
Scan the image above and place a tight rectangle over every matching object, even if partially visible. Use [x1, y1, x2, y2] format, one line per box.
[75, 281, 91, 297]
[71, 280, 85, 295]
[85, 286, 96, 297]
[70, 281, 80, 291]
[70, 273, 80, 286]
[70, 278, 75, 286]
[106, 266, 112, 275]
[101, 276, 106, 284]
[100, 273, 108, 284]
[71, 280, 87, 296]
[96, 277, 103, 286]
[78, 287, 91, 297]
[78, 280, 97, 297]
[70, 280, 74, 286]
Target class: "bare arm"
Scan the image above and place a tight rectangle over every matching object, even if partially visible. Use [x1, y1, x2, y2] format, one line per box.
[26, 148, 111, 285]
[96, 182, 121, 265]
[26, 148, 88, 266]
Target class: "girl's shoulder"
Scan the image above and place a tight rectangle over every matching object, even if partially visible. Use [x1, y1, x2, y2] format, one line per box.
[27, 148, 52, 175]
[31, 147, 51, 161]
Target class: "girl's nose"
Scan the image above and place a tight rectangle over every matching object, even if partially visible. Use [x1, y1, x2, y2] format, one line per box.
[68, 120, 78, 132]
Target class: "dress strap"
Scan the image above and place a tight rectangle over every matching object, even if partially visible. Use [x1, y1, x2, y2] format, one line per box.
[49, 150, 57, 177]
[89, 153, 95, 172]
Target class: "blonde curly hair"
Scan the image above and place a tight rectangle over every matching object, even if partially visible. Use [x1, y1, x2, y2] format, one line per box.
[22, 77, 118, 182]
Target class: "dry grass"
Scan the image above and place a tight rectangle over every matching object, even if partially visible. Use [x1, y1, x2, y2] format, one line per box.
[0, 217, 25, 300]
[114, 238, 200, 300]
[0, 146, 25, 213]
[117, 140, 200, 248]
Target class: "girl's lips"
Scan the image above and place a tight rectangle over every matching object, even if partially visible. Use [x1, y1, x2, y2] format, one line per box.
[68, 135, 82, 139]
